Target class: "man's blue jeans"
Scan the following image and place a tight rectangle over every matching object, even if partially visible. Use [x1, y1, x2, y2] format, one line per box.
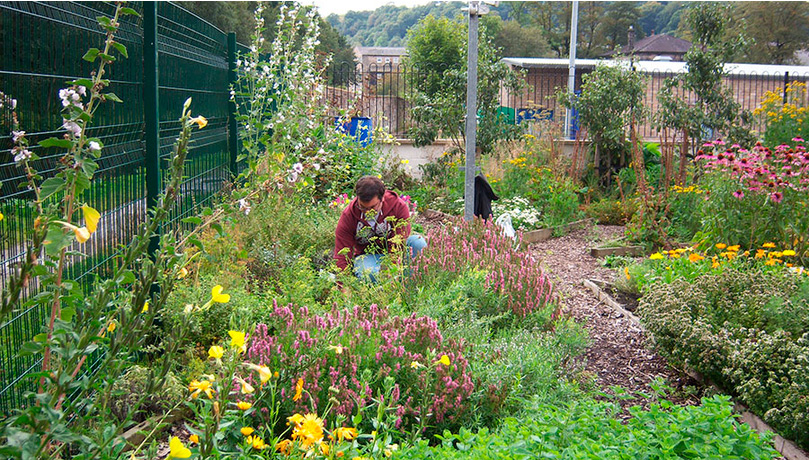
[353, 234, 427, 283]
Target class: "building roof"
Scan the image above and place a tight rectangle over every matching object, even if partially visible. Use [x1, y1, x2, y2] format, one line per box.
[501, 57, 809, 76]
[623, 34, 692, 55]
[354, 47, 407, 56]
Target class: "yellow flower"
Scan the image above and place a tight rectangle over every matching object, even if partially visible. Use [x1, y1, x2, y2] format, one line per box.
[190, 116, 208, 129]
[755, 249, 767, 259]
[649, 253, 664, 260]
[292, 413, 324, 449]
[765, 258, 778, 266]
[410, 361, 424, 369]
[287, 413, 305, 427]
[688, 253, 705, 263]
[211, 285, 231, 304]
[74, 226, 91, 243]
[246, 435, 267, 450]
[727, 245, 740, 252]
[763, 242, 776, 248]
[188, 379, 215, 399]
[400, 159, 409, 164]
[624, 267, 630, 280]
[245, 363, 272, 384]
[81, 205, 100, 233]
[141, 300, 149, 313]
[228, 330, 246, 350]
[178, 267, 188, 279]
[293, 378, 304, 402]
[241, 426, 255, 436]
[188, 434, 199, 444]
[715, 243, 727, 250]
[783, 249, 797, 256]
[236, 400, 252, 410]
[669, 252, 681, 259]
[437, 354, 450, 366]
[107, 321, 116, 333]
[168, 436, 191, 459]
[208, 345, 224, 360]
[328, 344, 344, 354]
[334, 427, 358, 442]
[0, 212, 3, 221]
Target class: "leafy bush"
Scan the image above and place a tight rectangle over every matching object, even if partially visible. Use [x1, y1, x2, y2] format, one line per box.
[638, 269, 809, 448]
[109, 365, 186, 423]
[754, 81, 809, 148]
[246, 303, 474, 437]
[695, 140, 809, 263]
[585, 198, 637, 225]
[399, 395, 778, 459]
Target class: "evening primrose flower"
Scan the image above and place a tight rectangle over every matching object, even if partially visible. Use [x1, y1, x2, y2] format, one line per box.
[190, 116, 208, 129]
[328, 344, 344, 354]
[410, 361, 425, 369]
[437, 354, 450, 366]
[74, 226, 91, 243]
[141, 300, 149, 313]
[177, 267, 188, 279]
[107, 321, 116, 333]
[244, 362, 272, 384]
[208, 345, 224, 360]
[167, 436, 191, 459]
[241, 427, 255, 436]
[211, 285, 231, 303]
[228, 330, 246, 351]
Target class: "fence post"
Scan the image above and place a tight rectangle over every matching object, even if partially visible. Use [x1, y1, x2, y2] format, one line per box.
[227, 32, 238, 178]
[783, 72, 789, 105]
[143, 1, 160, 256]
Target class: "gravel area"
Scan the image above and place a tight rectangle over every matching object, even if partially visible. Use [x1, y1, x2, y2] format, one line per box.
[527, 224, 702, 412]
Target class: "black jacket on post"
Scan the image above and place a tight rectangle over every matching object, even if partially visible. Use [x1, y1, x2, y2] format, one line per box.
[474, 174, 499, 220]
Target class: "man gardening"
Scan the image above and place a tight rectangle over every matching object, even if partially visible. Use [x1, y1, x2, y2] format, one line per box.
[334, 176, 426, 282]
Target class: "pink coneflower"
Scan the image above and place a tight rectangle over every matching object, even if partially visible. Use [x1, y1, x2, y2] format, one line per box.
[792, 137, 804, 143]
[770, 191, 784, 203]
[733, 190, 744, 199]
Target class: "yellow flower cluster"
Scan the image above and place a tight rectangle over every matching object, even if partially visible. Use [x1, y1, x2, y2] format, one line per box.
[671, 185, 703, 194]
[753, 82, 808, 124]
[507, 157, 527, 168]
[649, 242, 803, 271]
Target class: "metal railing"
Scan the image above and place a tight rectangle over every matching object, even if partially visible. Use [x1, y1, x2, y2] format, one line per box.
[323, 61, 809, 141]
[0, 1, 247, 414]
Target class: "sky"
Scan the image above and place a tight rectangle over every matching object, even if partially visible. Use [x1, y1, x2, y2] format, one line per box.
[301, 0, 437, 17]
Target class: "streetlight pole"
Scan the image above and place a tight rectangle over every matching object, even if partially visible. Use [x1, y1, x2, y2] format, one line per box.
[564, 0, 579, 139]
[464, 1, 481, 222]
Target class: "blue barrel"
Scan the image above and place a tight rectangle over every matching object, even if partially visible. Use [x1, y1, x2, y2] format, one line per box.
[334, 116, 373, 147]
[569, 90, 581, 139]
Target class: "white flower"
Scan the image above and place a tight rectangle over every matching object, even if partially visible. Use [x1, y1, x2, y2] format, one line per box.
[13, 147, 32, 164]
[11, 99, 17, 110]
[288, 171, 298, 182]
[293, 162, 303, 174]
[76, 86, 87, 96]
[88, 141, 101, 152]
[238, 198, 251, 215]
[313, 163, 321, 171]
[62, 119, 82, 137]
[11, 131, 25, 142]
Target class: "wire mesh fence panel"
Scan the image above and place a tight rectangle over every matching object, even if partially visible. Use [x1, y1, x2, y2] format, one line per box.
[0, 1, 240, 414]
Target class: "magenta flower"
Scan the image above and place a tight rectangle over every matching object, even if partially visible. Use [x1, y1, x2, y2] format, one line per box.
[792, 137, 804, 143]
[732, 190, 744, 199]
[770, 191, 783, 203]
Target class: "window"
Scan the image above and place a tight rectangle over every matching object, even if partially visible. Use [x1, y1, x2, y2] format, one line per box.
[385, 57, 391, 63]
[393, 57, 399, 64]
[376, 57, 382, 63]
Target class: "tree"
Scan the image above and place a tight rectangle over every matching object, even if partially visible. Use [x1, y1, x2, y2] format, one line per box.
[596, 2, 645, 55]
[560, 62, 646, 186]
[486, 16, 551, 58]
[736, 2, 809, 64]
[404, 14, 523, 153]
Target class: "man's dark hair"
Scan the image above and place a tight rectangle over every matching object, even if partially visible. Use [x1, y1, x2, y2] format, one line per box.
[355, 176, 385, 202]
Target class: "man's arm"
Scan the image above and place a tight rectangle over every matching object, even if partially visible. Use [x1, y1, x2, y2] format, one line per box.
[334, 210, 356, 270]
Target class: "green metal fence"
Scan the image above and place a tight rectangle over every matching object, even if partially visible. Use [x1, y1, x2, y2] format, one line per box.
[0, 1, 246, 414]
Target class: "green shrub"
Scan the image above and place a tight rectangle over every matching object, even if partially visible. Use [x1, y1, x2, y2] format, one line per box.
[108, 365, 186, 423]
[585, 198, 637, 225]
[638, 269, 809, 448]
[399, 395, 778, 459]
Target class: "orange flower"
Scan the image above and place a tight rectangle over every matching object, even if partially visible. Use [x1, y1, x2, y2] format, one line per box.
[334, 427, 358, 442]
[236, 401, 252, 410]
[276, 439, 292, 454]
[293, 378, 304, 402]
[688, 253, 705, 263]
[189, 434, 199, 444]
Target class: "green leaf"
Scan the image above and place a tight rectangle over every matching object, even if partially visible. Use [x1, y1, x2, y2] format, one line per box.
[120, 7, 140, 17]
[110, 41, 128, 58]
[211, 222, 225, 237]
[61, 307, 76, 322]
[18, 341, 44, 357]
[104, 92, 123, 103]
[98, 53, 116, 63]
[40, 177, 65, 200]
[71, 78, 95, 89]
[97, 16, 112, 27]
[39, 137, 74, 149]
[33, 333, 48, 343]
[187, 237, 204, 252]
[182, 216, 203, 225]
[44, 226, 73, 258]
[82, 48, 100, 62]
[116, 270, 136, 284]
[201, 207, 213, 216]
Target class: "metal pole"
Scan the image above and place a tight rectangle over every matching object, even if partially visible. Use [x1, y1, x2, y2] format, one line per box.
[564, 0, 579, 139]
[783, 71, 790, 105]
[227, 32, 238, 178]
[464, 1, 480, 222]
[143, 1, 160, 256]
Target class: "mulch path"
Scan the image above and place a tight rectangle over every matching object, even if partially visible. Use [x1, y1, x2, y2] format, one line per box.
[525, 224, 703, 413]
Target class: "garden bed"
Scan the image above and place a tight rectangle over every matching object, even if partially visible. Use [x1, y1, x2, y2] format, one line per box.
[583, 276, 809, 460]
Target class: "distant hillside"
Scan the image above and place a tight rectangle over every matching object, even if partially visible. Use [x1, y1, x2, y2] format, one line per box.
[326, 2, 476, 47]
